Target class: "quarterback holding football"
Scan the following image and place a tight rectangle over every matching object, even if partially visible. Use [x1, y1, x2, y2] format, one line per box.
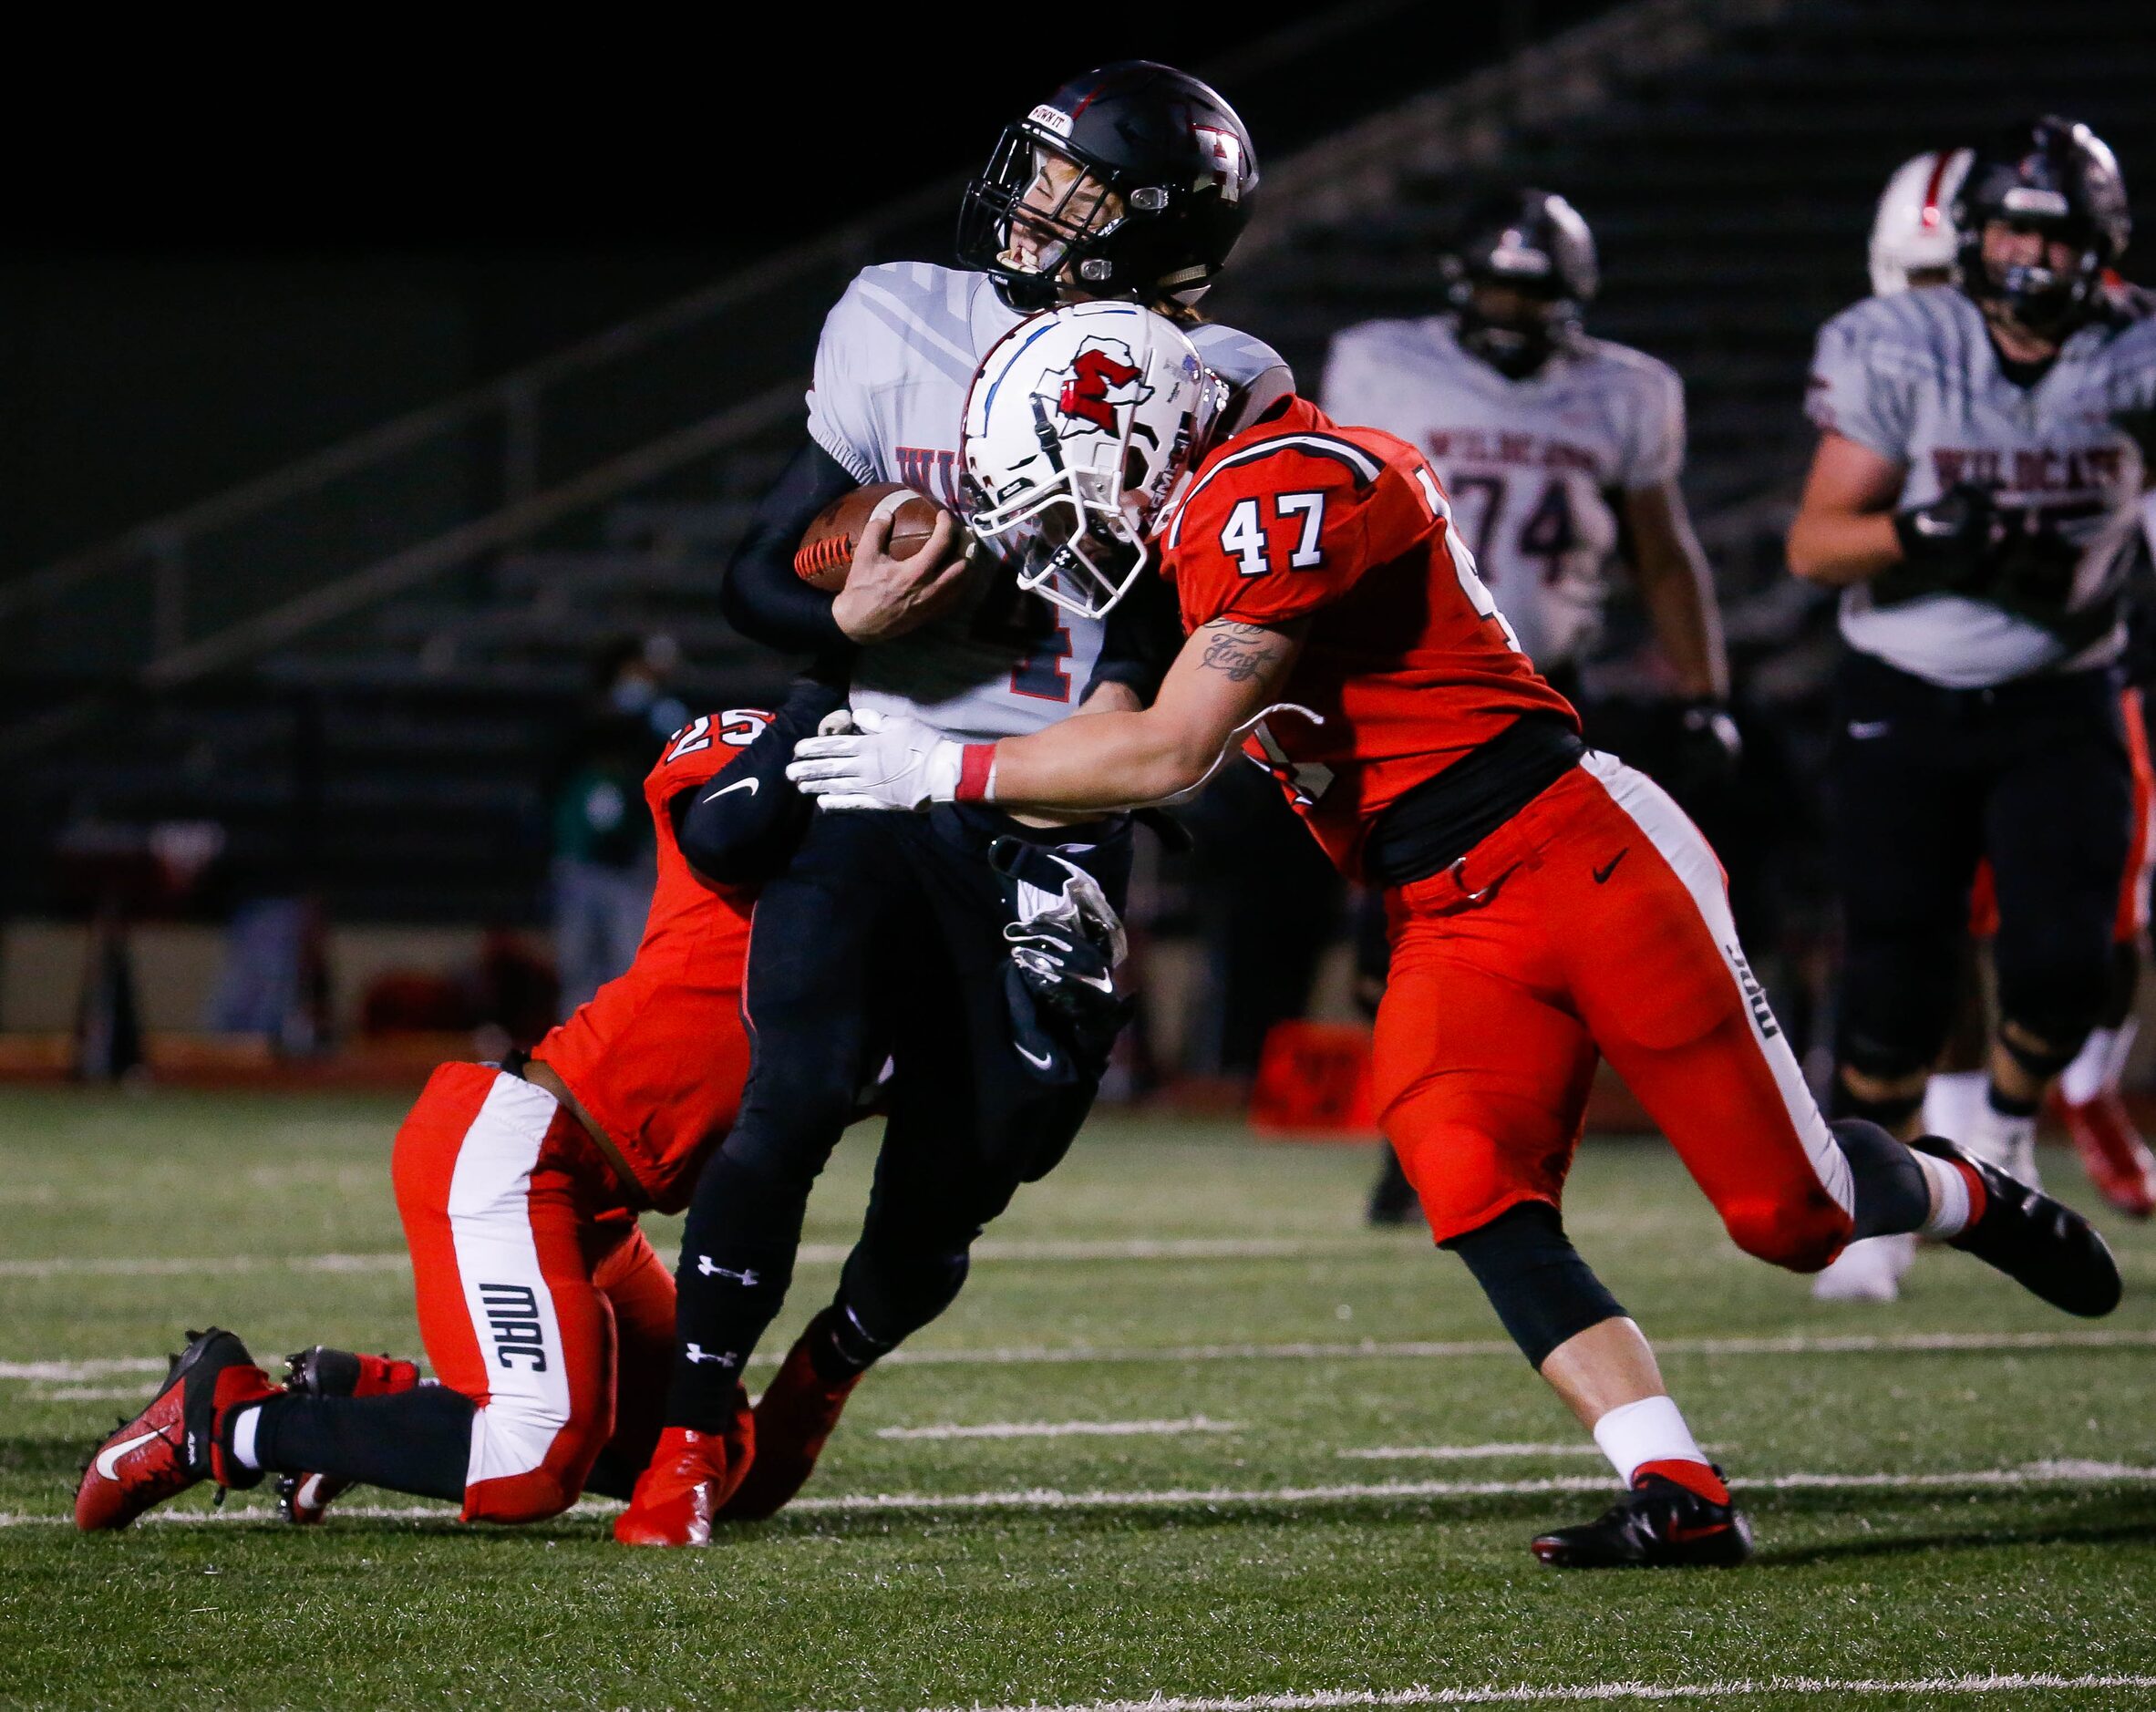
[788, 300, 2122, 1567]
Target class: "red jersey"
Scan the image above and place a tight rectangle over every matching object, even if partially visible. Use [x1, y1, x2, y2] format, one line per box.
[1162, 397, 1577, 876]
[536, 707, 770, 1212]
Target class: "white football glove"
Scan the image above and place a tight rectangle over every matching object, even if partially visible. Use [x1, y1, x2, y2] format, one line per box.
[787, 707, 963, 811]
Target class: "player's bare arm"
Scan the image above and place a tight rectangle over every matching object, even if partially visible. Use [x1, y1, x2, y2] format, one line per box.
[1620, 480, 1728, 699]
[829, 508, 975, 644]
[1786, 430, 1909, 585]
[787, 617, 1305, 814]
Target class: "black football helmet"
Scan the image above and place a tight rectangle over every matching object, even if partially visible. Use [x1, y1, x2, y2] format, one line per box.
[957, 60, 1259, 312]
[1953, 115, 2131, 338]
[1445, 189, 1599, 378]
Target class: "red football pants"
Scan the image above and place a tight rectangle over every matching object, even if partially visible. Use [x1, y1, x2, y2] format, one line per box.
[1375, 752, 1855, 1272]
[391, 1062, 676, 1522]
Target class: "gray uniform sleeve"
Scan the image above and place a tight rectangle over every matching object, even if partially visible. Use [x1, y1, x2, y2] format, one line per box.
[1317, 324, 1389, 426]
[1616, 358, 1687, 490]
[803, 275, 883, 485]
[1806, 305, 1915, 462]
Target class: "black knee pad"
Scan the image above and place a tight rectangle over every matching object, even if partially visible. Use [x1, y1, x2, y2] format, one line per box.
[837, 1239, 971, 1350]
[1439, 1201, 1626, 1370]
[1828, 1073, 1924, 1131]
[1836, 919, 1965, 1084]
[1994, 1021, 2086, 1084]
[1830, 1117, 1930, 1239]
[1995, 934, 2110, 1067]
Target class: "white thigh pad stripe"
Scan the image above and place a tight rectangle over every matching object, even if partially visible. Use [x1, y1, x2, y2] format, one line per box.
[447, 1073, 576, 1486]
[1581, 753, 1854, 1215]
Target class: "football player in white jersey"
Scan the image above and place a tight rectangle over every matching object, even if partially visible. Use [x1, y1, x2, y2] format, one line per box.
[1789, 119, 2156, 1266]
[1826, 149, 2156, 1312]
[613, 61, 1294, 1545]
[1321, 189, 1736, 1222]
[1320, 191, 1733, 731]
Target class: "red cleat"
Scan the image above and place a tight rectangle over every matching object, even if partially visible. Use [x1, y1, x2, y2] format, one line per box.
[717, 1311, 864, 1521]
[613, 1399, 754, 1547]
[276, 1346, 424, 1524]
[75, 1328, 275, 1532]
[2061, 1092, 2156, 1220]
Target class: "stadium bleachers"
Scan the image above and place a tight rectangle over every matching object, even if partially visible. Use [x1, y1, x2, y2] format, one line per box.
[4, 0, 2152, 924]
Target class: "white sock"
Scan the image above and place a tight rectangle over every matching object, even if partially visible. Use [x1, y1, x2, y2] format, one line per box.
[1968, 1089, 2038, 1175]
[1914, 1150, 1974, 1240]
[1591, 1394, 1707, 1487]
[1921, 1070, 1986, 1144]
[2059, 1021, 2136, 1107]
[229, 1403, 263, 1471]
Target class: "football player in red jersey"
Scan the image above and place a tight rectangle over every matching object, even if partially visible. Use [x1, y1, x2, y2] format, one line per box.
[75, 681, 843, 1542]
[789, 304, 2122, 1567]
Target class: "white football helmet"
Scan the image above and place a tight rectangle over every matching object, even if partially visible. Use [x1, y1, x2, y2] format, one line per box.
[1869, 148, 1974, 296]
[962, 299, 1225, 619]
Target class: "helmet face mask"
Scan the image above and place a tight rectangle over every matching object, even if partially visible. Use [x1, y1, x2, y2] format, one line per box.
[963, 302, 1223, 620]
[957, 61, 1259, 313]
[1446, 190, 1598, 379]
[971, 136, 1130, 300]
[1953, 116, 2130, 340]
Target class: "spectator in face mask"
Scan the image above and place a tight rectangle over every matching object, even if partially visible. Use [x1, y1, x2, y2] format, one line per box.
[551, 636, 687, 1016]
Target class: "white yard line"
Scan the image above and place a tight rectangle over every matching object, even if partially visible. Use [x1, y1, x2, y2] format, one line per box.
[0, 1358, 167, 1382]
[0, 1236, 1400, 1279]
[6, 1459, 2150, 1530]
[870, 1329, 2156, 1367]
[876, 1418, 1243, 1441]
[1338, 1445, 1607, 1461]
[883, 1673, 2156, 1711]
[6, 1328, 2153, 1386]
[0, 1253, 409, 1279]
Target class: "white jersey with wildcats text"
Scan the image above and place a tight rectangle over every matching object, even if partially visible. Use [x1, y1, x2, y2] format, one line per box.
[1807, 284, 2156, 687]
[1319, 315, 1685, 672]
[806, 261, 1293, 742]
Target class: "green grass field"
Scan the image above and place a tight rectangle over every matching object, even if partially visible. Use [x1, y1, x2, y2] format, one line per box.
[3, 1088, 2155, 1710]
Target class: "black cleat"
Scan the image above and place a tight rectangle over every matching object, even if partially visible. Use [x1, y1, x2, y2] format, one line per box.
[1531, 1470, 1754, 1569]
[1911, 1134, 2122, 1318]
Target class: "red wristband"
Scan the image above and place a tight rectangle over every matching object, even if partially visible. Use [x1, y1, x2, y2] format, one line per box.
[956, 743, 997, 803]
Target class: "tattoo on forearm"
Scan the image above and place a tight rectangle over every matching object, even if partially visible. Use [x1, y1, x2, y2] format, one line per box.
[1199, 623, 1281, 684]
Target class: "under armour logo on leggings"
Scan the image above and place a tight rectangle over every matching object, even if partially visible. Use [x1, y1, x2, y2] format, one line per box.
[696, 1256, 760, 1285]
[684, 1344, 741, 1368]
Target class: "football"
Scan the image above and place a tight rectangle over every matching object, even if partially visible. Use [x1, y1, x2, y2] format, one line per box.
[792, 481, 947, 592]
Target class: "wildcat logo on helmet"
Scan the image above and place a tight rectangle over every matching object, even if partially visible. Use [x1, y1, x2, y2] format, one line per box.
[1039, 340, 1155, 436]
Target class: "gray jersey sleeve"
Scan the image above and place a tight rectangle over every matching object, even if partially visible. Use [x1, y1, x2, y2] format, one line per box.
[1317, 321, 1396, 426]
[1190, 321, 1295, 433]
[1806, 300, 1917, 462]
[803, 273, 884, 485]
[1614, 355, 1687, 490]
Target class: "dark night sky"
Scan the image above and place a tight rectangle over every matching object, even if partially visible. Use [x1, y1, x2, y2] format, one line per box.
[17, 6, 1575, 260]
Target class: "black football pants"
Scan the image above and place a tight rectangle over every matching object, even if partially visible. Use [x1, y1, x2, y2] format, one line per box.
[1832, 650, 2131, 1083]
[665, 803, 1131, 1429]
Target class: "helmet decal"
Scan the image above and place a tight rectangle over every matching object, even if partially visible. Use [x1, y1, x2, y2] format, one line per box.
[1048, 343, 1152, 434]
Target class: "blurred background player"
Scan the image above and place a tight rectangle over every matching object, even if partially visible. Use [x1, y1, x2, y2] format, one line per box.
[1789, 118, 2156, 1297]
[791, 299, 2122, 1568]
[1829, 148, 2156, 1309]
[614, 62, 1296, 1545]
[74, 685, 835, 1534]
[1321, 189, 1738, 1224]
[550, 635, 691, 1016]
